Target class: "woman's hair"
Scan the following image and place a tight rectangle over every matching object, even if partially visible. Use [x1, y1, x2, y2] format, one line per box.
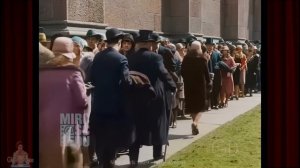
[120, 39, 135, 56]
[188, 41, 202, 55]
[16, 141, 23, 149]
[187, 48, 202, 58]
[234, 50, 244, 59]
[201, 44, 207, 53]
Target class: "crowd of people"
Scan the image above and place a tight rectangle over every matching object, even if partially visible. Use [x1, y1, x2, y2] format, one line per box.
[39, 27, 261, 168]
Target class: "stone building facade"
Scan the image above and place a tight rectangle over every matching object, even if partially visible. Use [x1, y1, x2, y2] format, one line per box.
[39, 0, 261, 41]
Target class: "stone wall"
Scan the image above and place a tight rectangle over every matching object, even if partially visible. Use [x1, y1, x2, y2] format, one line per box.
[200, 0, 221, 36]
[161, 0, 189, 34]
[67, 0, 104, 23]
[103, 0, 161, 31]
[189, 0, 202, 34]
[39, 0, 261, 40]
[221, 0, 238, 40]
[253, 0, 261, 40]
[39, 0, 67, 21]
[238, 0, 252, 39]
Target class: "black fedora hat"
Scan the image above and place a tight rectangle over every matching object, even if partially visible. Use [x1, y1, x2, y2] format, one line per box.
[86, 29, 104, 40]
[106, 28, 125, 42]
[130, 31, 140, 42]
[151, 33, 162, 42]
[137, 30, 156, 42]
[186, 35, 197, 45]
[205, 38, 215, 45]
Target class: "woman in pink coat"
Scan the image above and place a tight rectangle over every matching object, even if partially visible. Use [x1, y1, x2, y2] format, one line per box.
[220, 46, 236, 108]
[39, 37, 88, 168]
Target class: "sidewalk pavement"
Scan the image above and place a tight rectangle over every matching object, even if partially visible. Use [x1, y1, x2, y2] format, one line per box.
[114, 92, 261, 168]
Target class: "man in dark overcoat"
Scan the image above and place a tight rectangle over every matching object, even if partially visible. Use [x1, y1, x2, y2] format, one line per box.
[206, 38, 222, 109]
[127, 30, 176, 167]
[89, 28, 133, 168]
[157, 41, 179, 125]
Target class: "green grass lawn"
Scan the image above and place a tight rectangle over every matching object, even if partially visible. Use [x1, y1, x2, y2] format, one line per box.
[157, 105, 261, 168]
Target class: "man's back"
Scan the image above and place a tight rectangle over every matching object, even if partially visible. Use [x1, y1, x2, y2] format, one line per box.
[128, 48, 176, 92]
[90, 47, 131, 116]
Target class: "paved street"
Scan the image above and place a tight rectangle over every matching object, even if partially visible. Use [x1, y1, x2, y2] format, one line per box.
[114, 93, 261, 168]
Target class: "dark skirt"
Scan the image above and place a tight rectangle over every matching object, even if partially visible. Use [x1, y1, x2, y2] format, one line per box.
[233, 68, 241, 85]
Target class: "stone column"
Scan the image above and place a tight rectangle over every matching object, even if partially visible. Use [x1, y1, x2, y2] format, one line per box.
[161, 0, 190, 34]
[199, 0, 221, 37]
[237, 0, 252, 40]
[222, 0, 259, 41]
[253, 0, 261, 40]
[39, 0, 107, 37]
[221, 0, 239, 40]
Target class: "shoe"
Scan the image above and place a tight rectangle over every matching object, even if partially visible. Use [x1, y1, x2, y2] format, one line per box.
[172, 122, 177, 128]
[118, 148, 129, 155]
[191, 123, 199, 135]
[235, 96, 239, 100]
[218, 103, 224, 108]
[212, 106, 219, 110]
[224, 100, 228, 107]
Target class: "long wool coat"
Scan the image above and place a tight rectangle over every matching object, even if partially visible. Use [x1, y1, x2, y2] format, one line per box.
[39, 64, 88, 168]
[181, 52, 210, 114]
[128, 48, 176, 146]
[89, 47, 135, 149]
[221, 56, 235, 95]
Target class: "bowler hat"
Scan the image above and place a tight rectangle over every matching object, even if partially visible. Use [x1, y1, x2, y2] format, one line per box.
[86, 29, 105, 40]
[130, 31, 140, 42]
[137, 30, 156, 42]
[39, 27, 45, 33]
[106, 28, 125, 42]
[205, 38, 214, 45]
[151, 33, 162, 42]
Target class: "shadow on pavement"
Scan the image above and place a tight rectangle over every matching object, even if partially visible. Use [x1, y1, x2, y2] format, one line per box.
[176, 116, 191, 120]
[115, 159, 156, 168]
[168, 134, 194, 140]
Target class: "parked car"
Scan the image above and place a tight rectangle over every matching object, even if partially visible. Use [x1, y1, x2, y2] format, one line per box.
[203, 36, 225, 44]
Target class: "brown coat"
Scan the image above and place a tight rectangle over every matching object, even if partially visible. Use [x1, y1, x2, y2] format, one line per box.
[181, 51, 210, 113]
